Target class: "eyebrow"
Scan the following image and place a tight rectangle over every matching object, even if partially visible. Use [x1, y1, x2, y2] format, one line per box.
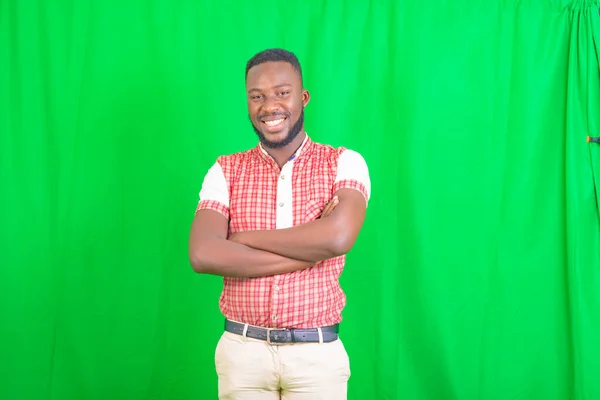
[247, 84, 292, 93]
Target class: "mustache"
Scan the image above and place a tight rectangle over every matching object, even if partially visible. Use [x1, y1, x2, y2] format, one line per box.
[257, 111, 291, 120]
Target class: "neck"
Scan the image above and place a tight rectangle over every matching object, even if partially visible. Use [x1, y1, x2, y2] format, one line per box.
[264, 131, 306, 168]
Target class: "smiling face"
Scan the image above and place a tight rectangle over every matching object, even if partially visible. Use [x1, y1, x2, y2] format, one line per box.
[246, 61, 310, 149]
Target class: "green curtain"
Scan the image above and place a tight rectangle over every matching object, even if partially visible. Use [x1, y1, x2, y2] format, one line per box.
[1, 0, 599, 399]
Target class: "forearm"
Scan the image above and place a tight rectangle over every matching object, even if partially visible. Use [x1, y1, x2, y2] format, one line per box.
[189, 237, 314, 278]
[234, 219, 345, 263]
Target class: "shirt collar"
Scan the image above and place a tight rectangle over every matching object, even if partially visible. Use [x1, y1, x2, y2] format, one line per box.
[258, 133, 311, 163]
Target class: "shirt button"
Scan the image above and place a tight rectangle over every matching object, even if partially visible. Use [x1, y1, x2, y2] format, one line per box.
[280, 174, 285, 180]
[274, 285, 280, 291]
[278, 202, 284, 207]
[272, 315, 278, 321]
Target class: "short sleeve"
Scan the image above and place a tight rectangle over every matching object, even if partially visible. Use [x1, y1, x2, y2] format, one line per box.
[333, 149, 371, 207]
[196, 162, 230, 218]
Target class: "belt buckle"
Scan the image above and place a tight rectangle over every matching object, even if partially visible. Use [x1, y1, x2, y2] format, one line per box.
[266, 328, 288, 345]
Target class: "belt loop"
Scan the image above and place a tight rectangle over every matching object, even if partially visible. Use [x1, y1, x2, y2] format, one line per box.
[242, 323, 249, 342]
[317, 327, 323, 344]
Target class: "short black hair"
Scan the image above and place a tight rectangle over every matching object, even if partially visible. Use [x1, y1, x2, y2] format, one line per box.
[245, 48, 303, 83]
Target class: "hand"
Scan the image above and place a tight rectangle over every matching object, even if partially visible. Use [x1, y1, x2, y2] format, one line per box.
[319, 196, 339, 219]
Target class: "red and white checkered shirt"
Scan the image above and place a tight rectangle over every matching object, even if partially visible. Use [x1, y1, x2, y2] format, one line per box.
[196, 135, 371, 329]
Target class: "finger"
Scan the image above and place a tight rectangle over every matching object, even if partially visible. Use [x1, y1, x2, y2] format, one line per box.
[328, 196, 339, 211]
[319, 202, 330, 218]
[320, 200, 333, 218]
[321, 196, 339, 217]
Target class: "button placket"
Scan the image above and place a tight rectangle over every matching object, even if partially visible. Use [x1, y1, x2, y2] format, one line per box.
[275, 160, 294, 229]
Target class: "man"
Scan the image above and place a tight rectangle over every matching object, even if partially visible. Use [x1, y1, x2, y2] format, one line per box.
[188, 48, 371, 400]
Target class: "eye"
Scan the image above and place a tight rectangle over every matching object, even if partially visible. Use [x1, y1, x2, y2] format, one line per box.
[251, 94, 263, 100]
[278, 91, 290, 96]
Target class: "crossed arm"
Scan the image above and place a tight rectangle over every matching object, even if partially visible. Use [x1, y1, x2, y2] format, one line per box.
[188, 209, 314, 278]
[229, 189, 366, 262]
[188, 188, 367, 278]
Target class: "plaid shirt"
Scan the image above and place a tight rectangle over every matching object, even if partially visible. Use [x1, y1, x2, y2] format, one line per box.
[197, 136, 370, 329]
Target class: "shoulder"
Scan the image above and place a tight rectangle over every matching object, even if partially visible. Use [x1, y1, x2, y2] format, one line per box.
[214, 147, 259, 175]
[338, 148, 368, 165]
[332, 145, 371, 202]
[310, 141, 368, 166]
[309, 141, 346, 164]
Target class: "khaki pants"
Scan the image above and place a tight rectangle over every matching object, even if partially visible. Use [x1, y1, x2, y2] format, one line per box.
[215, 331, 351, 399]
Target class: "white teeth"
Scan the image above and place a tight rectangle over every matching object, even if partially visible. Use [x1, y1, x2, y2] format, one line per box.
[264, 118, 284, 127]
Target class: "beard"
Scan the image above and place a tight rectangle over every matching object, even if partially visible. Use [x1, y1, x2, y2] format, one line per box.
[251, 108, 304, 149]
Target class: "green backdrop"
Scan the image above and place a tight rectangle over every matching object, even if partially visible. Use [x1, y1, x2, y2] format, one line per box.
[1, 0, 600, 399]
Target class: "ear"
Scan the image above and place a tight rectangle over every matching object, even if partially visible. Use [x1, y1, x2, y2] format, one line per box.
[302, 89, 310, 107]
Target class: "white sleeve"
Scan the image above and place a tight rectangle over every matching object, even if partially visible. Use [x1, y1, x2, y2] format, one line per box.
[335, 149, 371, 201]
[199, 162, 230, 207]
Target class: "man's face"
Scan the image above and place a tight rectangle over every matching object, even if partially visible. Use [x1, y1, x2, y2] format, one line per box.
[246, 61, 309, 149]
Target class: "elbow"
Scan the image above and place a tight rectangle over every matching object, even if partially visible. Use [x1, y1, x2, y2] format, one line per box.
[189, 256, 206, 274]
[323, 220, 356, 258]
[328, 233, 355, 258]
[189, 248, 210, 274]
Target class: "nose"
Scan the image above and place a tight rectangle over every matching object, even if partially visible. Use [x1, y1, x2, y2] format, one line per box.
[262, 94, 281, 113]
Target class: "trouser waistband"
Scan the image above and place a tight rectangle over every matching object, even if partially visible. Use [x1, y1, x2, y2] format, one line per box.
[224, 319, 339, 344]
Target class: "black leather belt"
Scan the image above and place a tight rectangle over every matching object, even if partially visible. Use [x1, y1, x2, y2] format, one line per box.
[225, 320, 339, 344]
